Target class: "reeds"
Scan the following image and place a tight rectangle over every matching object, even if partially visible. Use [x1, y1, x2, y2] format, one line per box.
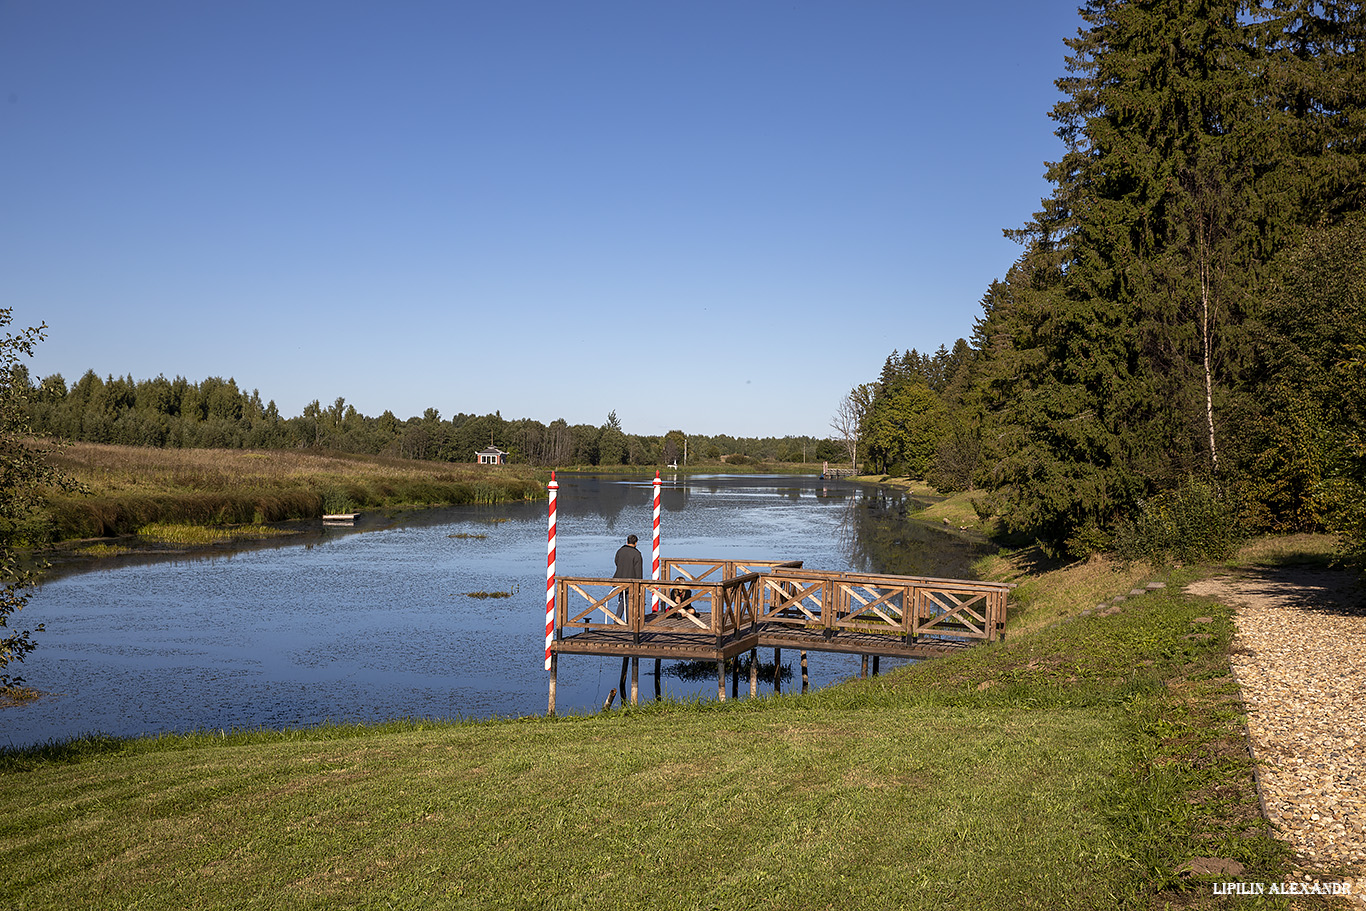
[137, 523, 292, 545]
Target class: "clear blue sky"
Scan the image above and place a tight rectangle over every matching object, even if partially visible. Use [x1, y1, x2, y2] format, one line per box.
[2, 1, 1081, 439]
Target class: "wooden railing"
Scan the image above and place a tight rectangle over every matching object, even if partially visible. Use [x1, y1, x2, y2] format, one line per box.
[763, 568, 1008, 641]
[556, 572, 764, 644]
[555, 560, 1008, 648]
[661, 559, 803, 585]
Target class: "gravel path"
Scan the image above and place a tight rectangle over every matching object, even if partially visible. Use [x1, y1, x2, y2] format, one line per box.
[1188, 568, 1365, 902]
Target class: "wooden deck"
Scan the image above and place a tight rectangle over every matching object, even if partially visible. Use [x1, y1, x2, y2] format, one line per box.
[548, 558, 1009, 709]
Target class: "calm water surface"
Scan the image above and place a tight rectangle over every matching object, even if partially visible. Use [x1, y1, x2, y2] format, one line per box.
[3, 474, 984, 748]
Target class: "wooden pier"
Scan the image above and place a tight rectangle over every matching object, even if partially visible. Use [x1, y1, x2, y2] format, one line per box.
[547, 558, 1009, 711]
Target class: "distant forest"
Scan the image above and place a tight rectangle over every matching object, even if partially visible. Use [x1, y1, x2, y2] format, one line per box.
[16, 368, 845, 469]
[835, 1, 1365, 561]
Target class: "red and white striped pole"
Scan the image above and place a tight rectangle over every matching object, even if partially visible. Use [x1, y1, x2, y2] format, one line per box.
[651, 470, 661, 611]
[545, 472, 558, 670]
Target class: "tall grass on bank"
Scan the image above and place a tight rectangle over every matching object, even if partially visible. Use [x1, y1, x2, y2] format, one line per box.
[0, 551, 1293, 910]
[29, 440, 544, 540]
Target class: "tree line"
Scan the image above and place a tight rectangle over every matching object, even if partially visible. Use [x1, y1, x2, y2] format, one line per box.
[834, 0, 1365, 561]
[15, 368, 845, 469]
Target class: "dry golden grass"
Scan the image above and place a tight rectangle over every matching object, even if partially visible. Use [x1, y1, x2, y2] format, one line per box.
[28, 439, 545, 541]
[1231, 532, 1343, 567]
[40, 439, 534, 493]
[977, 550, 1158, 637]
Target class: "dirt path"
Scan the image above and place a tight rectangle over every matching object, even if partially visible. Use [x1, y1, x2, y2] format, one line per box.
[1187, 568, 1365, 901]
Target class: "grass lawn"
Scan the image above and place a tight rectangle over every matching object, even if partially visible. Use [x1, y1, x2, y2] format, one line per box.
[1, 543, 1302, 910]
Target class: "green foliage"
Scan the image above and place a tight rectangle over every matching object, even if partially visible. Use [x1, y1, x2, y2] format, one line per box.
[1, 311, 74, 687]
[597, 410, 627, 465]
[1255, 214, 1366, 559]
[1112, 480, 1244, 565]
[861, 379, 944, 477]
[321, 486, 356, 515]
[958, 0, 1366, 556]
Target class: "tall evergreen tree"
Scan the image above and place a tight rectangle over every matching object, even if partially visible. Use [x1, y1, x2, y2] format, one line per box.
[974, 0, 1308, 554]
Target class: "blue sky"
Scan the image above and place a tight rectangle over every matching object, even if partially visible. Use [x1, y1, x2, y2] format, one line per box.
[2, 1, 1081, 439]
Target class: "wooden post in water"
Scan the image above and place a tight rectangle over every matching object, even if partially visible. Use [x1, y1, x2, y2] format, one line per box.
[631, 657, 639, 705]
[801, 651, 809, 692]
[603, 688, 617, 711]
[716, 659, 726, 701]
[872, 656, 880, 677]
[619, 656, 629, 702]
[548, 653, 558, 715]
[731, 659, 739, 699]
[654, 658, 662, 701]
[773, 648, 782, 694]
[749, 648, 758, 697]
[861, 654, 869, 679]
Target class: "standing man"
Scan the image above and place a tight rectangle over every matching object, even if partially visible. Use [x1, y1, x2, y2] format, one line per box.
[613, 533, 643, 620]
[613, 534, 643, 702]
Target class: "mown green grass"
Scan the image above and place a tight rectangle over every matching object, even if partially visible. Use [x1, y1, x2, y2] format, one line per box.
[0, 555, 1294, 910]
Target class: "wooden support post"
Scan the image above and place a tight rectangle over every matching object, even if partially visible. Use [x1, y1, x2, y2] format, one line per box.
[716, 659, 726, 701]
[800, 650, 809, 693]
[547, 653, 558, 716]
[619, 656, 629, 701]
[731, 658, 739, 700]
[872, 655, 880, 677]
[773, 648, 782, 694]
[749, 648, 758, 697]
[860, 654, 869, 679]
[631, 657, 639, 705]
[653, 658, 662, 701]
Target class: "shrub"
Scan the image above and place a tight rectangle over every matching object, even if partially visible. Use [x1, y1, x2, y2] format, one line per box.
[1112, 480, 1244, 564]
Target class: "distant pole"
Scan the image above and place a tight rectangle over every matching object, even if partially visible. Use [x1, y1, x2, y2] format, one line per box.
[545, 472, 558, 672]
[651, 471, 662, 611]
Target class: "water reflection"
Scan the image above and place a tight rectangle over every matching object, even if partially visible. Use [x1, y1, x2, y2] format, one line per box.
[3, 475, 987, 749]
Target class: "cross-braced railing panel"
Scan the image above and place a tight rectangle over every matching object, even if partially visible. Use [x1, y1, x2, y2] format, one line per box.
[641, 581, 716, 632]
[833, 580, 908, 633]
[663, 558, 802, 584]
[759, 576, 827, 626]
[913, 587, 991, 638]
[710, 573, 764, 639]
[557, 579, 634, 632]
[662, 560, 728, 585]
[720, 574, 760, 631]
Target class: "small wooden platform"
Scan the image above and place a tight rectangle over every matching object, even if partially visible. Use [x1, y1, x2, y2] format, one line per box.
[547, 558, 1009, 711]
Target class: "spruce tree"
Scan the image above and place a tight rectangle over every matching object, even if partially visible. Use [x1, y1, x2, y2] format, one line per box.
[977, 0, 1279, 553]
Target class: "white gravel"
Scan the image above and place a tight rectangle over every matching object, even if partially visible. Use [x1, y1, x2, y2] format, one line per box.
[1188, 569, 1366, 904]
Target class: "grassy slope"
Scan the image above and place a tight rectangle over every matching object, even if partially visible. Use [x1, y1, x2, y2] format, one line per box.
[4, 474, 1341, 909]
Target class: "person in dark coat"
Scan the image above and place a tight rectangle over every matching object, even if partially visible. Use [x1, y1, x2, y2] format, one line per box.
[613, 534, 644, 693]
[614, 533, 643, 582]
[613, 534, 642, 620]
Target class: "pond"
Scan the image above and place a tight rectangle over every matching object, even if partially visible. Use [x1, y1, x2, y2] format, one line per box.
[2, 474, 991, 749]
